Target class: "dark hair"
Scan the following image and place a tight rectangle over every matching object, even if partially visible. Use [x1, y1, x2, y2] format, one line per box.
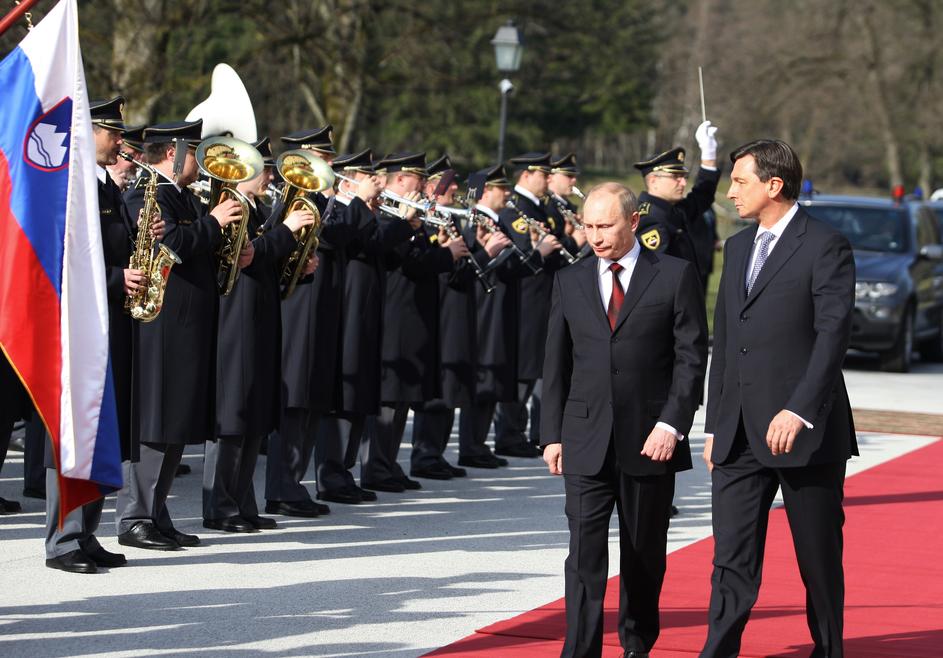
[730, 139, 803, 200]
[144, 142, 172, 165]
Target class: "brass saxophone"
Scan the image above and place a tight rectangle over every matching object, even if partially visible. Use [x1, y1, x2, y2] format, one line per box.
[119, 153, 182, 322]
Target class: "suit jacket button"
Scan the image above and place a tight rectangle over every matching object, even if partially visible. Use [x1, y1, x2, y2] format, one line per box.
[612, 368, 619, 375]
[739, 314, 748, 322]
[740, 347, 748, 354]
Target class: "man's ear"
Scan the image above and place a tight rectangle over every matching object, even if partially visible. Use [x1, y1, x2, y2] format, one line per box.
[630, 210, 640, 231]
[767, 176, 785, 199]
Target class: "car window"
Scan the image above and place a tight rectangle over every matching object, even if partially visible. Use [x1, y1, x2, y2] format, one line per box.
[806, 205, 909, 253]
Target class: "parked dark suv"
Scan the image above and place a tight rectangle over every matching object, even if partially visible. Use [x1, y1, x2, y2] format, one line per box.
[799, 195, 943, 371]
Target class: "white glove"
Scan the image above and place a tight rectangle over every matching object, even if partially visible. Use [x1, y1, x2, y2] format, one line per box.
[695, 120, 718, 161]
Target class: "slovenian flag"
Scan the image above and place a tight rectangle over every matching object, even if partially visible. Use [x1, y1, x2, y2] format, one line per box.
[0, 0, 122, 520]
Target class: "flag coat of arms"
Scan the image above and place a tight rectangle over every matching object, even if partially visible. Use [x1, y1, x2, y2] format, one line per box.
[0, 0, 122, 518]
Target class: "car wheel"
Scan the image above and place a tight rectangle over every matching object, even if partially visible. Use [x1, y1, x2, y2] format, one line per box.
[880, 308, 914, 373]
[919, 312, 943, 362]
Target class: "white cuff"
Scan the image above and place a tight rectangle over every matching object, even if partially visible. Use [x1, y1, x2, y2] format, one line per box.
[785, 410, 814, 429]
[656, 421, 684, 441]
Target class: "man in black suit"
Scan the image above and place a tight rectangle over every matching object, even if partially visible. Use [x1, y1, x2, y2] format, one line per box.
[541, 183, 708, 658]
[701, 139, 857, 658]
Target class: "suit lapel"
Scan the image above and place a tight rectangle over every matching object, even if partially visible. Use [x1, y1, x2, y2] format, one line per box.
[741, 209, 807, 311]
[612, 249, 657, 335]
[576, 256, 611, 332]
[732, 224, 757, 308]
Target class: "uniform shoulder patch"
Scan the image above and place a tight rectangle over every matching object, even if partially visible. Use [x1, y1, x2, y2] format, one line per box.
[546, 216, 556, 231]
[511, 217, 529, 234]
[638, 201, 651, 217]
[640, 228, 661, 250]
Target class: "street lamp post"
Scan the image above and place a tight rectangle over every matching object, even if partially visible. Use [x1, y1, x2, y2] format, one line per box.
[491, 20, 523, 164]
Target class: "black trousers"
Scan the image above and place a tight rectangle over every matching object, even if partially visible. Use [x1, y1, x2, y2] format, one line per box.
[562, 443, 675, 658]
[411, 399, 455, 471]
[701, 428, 846, 658]
[458, 400, 498, 459]
[204, 434, 263, 521]
[493, 379, 536, 450]
[362, 403, 409, 483]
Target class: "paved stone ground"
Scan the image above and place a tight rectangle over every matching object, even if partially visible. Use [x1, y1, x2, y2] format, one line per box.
[0, 356, 939, 657]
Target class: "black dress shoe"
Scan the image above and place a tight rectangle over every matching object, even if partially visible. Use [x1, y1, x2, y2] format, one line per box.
[355, 486, 378, 501]
[118, 522, 180, 551]
[399, 476, 422, 490]
[624, 651, 649, 658]
[161, 527, 200, 547]
[84, 544, 127, 568]
[495, 443, 542, 458]
[317, 487, 362, 505]
[203, 516, 258, 533]
[243, 515, 277, 530]
[0, 497, 22, 514]
[22, 487, 46, 500]
[494, 456, 509, 466]
[175, 463, 191, 476]
[46, 549, 97, 574]
[362, 478, 405, 493]
[445, 463, 467, 477]
[410, 465, 454, 480]
[265, 500, 320, 518]
[457, 455, 501, 469]
[671, 505, 680, 517]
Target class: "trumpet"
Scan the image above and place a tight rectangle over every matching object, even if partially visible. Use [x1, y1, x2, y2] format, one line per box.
[273, 149, 335, 299]
[507, 198, 580, 264]
[572, 185, 586, 201]
[334, 172, 450, 228]
[195, 136, 265, 296]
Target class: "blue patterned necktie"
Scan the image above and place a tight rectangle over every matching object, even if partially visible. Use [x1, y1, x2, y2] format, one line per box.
[746, 231, 776, 296]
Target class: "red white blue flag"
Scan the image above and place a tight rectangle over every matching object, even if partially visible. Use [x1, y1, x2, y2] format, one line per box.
[0, 0, 122, 519]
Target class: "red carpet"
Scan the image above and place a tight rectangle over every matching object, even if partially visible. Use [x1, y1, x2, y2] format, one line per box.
[426, 438, 943, 657]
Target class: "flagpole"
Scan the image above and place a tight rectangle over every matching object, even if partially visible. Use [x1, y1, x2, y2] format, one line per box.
[0, 0, 41, 39]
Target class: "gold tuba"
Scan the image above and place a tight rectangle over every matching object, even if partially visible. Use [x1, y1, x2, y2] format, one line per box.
[120, 153, 182, 322]
[273, 149, 335, 299]
[195, 136, 264, 296]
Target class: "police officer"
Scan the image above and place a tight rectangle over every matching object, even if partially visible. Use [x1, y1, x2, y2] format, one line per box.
[633, 121, 721, 284]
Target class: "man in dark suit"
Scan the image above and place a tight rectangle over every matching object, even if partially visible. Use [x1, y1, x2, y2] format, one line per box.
[701, 139, 857, 658]
[541, 183, 708, 658]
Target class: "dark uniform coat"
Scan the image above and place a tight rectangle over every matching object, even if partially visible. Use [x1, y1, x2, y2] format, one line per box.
[279, 194, 363, 414]
[125, 178, 222, 445]
[636, 166, 721, 278]
[436, 219, 492, 407]
[338, 201, 414, 414]
[98, 171, 136, 461]
[379, 213, 454, 404]
[216, 202, 296, 438]
[499, 191, 568, 380]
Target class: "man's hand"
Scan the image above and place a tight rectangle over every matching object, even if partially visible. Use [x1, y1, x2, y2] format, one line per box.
[237, 241, 255, 269]
[398, 190, 422, 229]
[302, 253, 320, 276]
[124, 268, 145, 296]
[703, 434, 714, 473]
[356, 175, 381, 203]
[211, 198, 243, 228]
[766, 410, 805, 456]
[536, 234, 562, 258]
[543, 443, 563, 475]
[695, 120, 719, 165]
[149, 217, 165, 241]
[283, 208, 315, 234]
[485, 230, 511, 258]
[445, 236, 470, 261]
[641, 426, 679, 462]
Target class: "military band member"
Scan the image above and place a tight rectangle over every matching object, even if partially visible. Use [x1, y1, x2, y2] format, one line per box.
[494, 152, 563, 459]
[108, 124, 145, 192]
[116, 119, 242, 551]
[634, 120, 721, 285]
[44, 97, 140, 572]
[203, 138, 317, 532]
[361, 153, 469, 493]
[265, 125, 351, 517]
[547, 153, 592, 260]
[409, 155, 495, 480]
[457, 165, 547, 468]
[315, 152, 417, 503]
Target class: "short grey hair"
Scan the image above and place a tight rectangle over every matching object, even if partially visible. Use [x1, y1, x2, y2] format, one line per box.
[585, 182, 638, 219]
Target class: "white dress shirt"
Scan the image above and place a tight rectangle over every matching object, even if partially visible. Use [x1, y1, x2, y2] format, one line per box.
[513, 184, 541, 207]
[474, 204, 500, 222]
[598, 239, 683, 441]
[744, 202, 813, 430]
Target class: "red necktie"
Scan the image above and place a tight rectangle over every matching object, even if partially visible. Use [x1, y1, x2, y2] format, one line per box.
[607, 262, 624, 331]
